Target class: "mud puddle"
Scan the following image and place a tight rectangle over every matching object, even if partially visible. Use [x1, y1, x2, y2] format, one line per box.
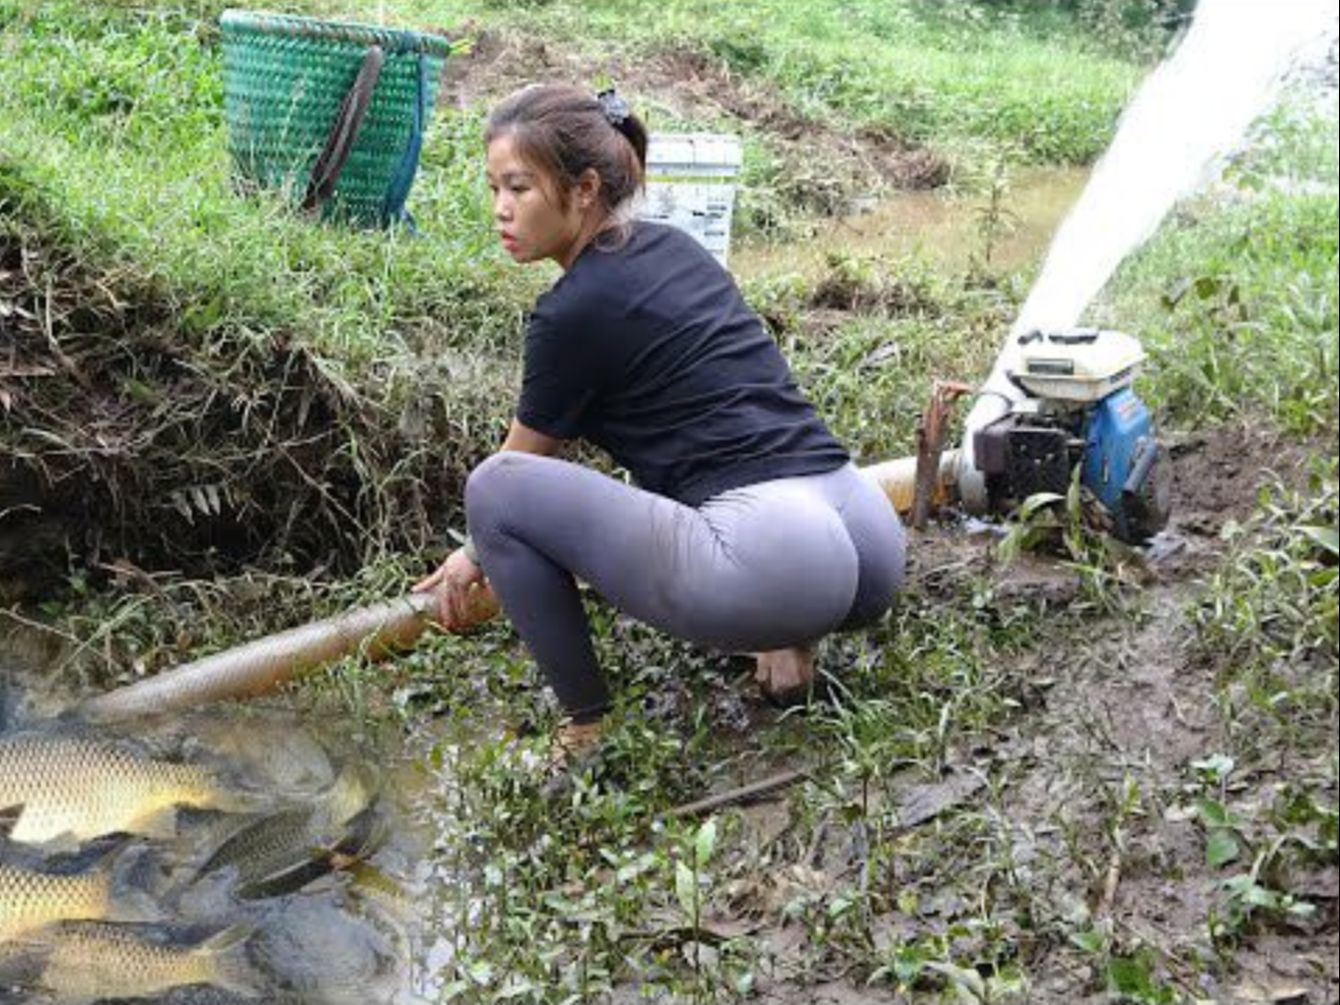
[731, 166, 1089, 281]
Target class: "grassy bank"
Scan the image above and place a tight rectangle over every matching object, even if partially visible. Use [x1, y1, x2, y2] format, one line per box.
[0, 0, 1145, 586]
[0, 1, 526, 366]
[0, 0, 1142, 359]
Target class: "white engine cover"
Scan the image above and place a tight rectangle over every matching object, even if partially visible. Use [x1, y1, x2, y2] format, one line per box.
[1011, 328, 1146, 404]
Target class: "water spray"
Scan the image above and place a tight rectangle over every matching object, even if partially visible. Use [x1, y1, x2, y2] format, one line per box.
[956, 0, 1336, 513]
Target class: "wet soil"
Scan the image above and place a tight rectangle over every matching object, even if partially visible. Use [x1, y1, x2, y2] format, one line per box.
[676, 421, 1339, 1005]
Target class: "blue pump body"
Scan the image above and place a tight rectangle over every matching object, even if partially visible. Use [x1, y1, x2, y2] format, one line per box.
[1082, 387, 1159, 539]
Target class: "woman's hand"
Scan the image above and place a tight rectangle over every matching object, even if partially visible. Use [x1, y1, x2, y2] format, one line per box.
[413, 548, 497, 631]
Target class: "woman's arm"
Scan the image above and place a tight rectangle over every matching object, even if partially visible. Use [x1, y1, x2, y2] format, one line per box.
[413, 418, 566, 629]
[500, 417, 565, 456]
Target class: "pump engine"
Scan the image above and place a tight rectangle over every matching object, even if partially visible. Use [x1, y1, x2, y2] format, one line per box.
[971, 328, 1172, 544]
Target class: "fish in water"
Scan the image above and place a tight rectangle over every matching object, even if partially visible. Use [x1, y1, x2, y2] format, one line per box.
[0, 734, 247, 846]
[14, 921, 259, 1004]
[0, 862, 148, 941]
[196, 764, 382, 899]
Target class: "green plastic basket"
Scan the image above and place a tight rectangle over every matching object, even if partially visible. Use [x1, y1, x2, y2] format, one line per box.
[220, 10, 449, 227]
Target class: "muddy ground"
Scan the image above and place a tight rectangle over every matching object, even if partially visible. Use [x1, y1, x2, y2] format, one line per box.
[664, 422, 1338, 1005]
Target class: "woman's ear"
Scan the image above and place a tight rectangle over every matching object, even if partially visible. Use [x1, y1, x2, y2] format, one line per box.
[575, 167, 602, 210]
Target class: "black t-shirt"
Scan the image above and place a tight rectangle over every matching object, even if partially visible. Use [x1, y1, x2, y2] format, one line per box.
[516, 221, 850, 506]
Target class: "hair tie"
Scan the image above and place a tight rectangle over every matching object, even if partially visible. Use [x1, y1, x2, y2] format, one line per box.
[595, 88, 630, 129]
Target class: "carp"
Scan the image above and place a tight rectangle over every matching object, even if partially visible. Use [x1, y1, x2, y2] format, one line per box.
[196, 764, 382, 899]
[0, 734, 246, 846]
[15, 921, 258, 1004]
[0, 862, 142, 941]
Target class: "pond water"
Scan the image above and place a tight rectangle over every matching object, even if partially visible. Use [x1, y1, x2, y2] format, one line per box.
[0, 624, 441, 1005]
[730, 166, 1090, 282]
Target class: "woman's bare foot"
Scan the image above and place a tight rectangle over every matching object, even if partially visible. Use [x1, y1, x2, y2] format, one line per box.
[754, 643, 817, 705]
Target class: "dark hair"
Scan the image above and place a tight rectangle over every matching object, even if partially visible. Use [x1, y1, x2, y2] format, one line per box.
[485, 83, 648, 239]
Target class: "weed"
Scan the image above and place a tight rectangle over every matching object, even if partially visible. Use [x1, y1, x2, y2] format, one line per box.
[1104, 945, 1180, 1005]
[972, 147, 1022, 272]
[996, 470, 1144, 614]
[1183, 726, 1335, 948]
[1196, 459, 1339, 763]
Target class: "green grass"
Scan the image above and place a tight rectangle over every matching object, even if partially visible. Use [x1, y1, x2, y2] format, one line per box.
[416, 0, 1143, 163]
[1197, 460, 1339, 766]
[746, 252, 1018, 461]
[1098, 188, 1339, 435]
[0, 0, 532, 368]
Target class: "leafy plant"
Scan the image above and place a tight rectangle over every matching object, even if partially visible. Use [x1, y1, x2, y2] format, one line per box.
[996, 468, 1141, 613]
[1105, 946, 1179, 1005]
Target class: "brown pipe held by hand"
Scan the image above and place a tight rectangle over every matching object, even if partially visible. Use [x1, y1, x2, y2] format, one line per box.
[80, 588, 500, 724]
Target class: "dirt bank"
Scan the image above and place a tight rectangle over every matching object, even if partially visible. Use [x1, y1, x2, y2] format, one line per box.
[437, 26, 950, 216]
[0, 220, 475, 603]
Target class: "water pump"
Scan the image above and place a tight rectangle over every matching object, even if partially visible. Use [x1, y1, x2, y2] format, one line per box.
[969, 327, 1172, 543]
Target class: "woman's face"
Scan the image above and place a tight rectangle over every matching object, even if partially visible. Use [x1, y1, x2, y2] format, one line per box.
[486, 134, 592, 269]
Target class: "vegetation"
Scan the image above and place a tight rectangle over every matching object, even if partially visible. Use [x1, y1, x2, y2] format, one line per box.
[437, 0, 1146, 162]
[1, 1, 1336, 1003]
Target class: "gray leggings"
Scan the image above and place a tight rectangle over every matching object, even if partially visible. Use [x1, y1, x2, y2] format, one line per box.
[466, 455, 906, 721]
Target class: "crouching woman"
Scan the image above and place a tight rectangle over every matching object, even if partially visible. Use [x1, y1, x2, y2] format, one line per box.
[415, 84, 905, 768]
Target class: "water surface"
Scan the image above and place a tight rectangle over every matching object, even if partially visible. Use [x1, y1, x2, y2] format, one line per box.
[731, 166, 1090, 281]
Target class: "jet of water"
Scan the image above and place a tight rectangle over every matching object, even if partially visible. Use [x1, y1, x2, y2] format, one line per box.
[959, 0, 1337, 508]
[1012, 0, 1336, 337]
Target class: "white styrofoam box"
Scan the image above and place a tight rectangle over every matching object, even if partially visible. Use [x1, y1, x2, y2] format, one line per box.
[637, 133, 743, 266]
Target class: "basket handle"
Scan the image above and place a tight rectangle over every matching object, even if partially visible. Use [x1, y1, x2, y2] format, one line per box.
[303, 44, 386, 213]
[381, 52, 429, 227]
